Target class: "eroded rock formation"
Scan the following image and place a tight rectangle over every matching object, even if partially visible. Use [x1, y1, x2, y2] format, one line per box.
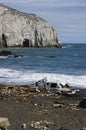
[0, 4, 61, 47]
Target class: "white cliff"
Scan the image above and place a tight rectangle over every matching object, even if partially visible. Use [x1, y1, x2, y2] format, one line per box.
[0, 4, 61, 47]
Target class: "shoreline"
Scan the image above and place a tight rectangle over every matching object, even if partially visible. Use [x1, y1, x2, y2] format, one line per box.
[0, 83, 86, 130]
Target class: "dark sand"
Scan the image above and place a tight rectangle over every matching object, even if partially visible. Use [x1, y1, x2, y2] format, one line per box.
[0, 84, 86, 130]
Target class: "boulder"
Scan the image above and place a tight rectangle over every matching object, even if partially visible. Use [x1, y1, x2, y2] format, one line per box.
[0, 4, 61, 48]
[0, 50, 23, 58]
[0, 50, 12, 56]
[79, 98, 86, 108]
[0, 117, 10, 130]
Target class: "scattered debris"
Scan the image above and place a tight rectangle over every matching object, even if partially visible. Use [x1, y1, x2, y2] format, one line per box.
[68, 104, 79, 111]
[0, 82, 85, 130]
[35, 77, 50, 92]
[35, 77, 47, 87]
[36, 109, 50, 115]
[0, 77, 80, 99]
[7, 86, 14, 95]
[35, 78, 80, 95]
[53, 101, 64, 108]
[31, 120, 54, 130]
[55, 83, 80, 96]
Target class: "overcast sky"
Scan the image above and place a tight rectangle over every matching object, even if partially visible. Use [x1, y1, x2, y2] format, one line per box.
[0, 0, 86, 43]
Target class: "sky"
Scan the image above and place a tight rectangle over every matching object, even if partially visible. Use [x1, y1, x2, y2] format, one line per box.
[0, 0, 86, 43]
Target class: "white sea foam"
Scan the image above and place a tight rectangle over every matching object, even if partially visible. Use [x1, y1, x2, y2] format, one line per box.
[0, 68, 86, 88]
[62, 44, 72, 48]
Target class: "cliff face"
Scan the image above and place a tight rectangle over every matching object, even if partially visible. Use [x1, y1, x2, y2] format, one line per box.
[0, 4, 61, 47]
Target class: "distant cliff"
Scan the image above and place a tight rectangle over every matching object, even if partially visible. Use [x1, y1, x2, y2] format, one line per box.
[0, 4, 61, 48]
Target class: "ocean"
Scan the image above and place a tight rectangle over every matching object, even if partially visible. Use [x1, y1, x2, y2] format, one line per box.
[0, 43, 86, 89]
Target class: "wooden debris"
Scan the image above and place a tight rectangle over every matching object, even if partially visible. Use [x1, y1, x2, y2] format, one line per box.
[69, 104, 79, 110]
[30, 120, 53, 130]
[53, 103, 63, 108]
[36, 109, 50, 115]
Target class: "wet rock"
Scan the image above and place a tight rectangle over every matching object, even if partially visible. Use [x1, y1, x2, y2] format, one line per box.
[79, 98, 86, 108]
[0, 50, 12, 56]
[0, 50, 23, 58]
[7, 54, 23, 58]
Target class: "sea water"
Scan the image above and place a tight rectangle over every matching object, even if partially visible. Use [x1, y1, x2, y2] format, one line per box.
[0, 43, 86, 88]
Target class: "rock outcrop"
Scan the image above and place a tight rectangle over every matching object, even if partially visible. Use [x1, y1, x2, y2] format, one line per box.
[0, 50, 23, 58]
[79, 98, 86, 108]
[0, 4, 61, 48]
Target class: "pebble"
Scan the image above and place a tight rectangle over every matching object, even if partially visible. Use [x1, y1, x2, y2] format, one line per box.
[21, 123, 26, 129]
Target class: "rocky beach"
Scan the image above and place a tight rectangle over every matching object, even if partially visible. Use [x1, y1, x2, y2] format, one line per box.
[0, 3, 86, 130]
[0, 83, 86, 130]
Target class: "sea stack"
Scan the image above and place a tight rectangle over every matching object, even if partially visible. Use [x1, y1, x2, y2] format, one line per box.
[0, 4, 61, 48]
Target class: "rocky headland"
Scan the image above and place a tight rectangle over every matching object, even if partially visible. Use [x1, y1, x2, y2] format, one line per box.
[0, 4, 61, 48]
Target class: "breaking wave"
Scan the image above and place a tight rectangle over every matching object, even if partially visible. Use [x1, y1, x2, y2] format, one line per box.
[0, 68, 86, 89]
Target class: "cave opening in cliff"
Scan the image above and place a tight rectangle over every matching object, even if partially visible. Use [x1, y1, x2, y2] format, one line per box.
[23, 39, 29, 47]
[2, 33, 8, 47]
[23, 39, 32, 47]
